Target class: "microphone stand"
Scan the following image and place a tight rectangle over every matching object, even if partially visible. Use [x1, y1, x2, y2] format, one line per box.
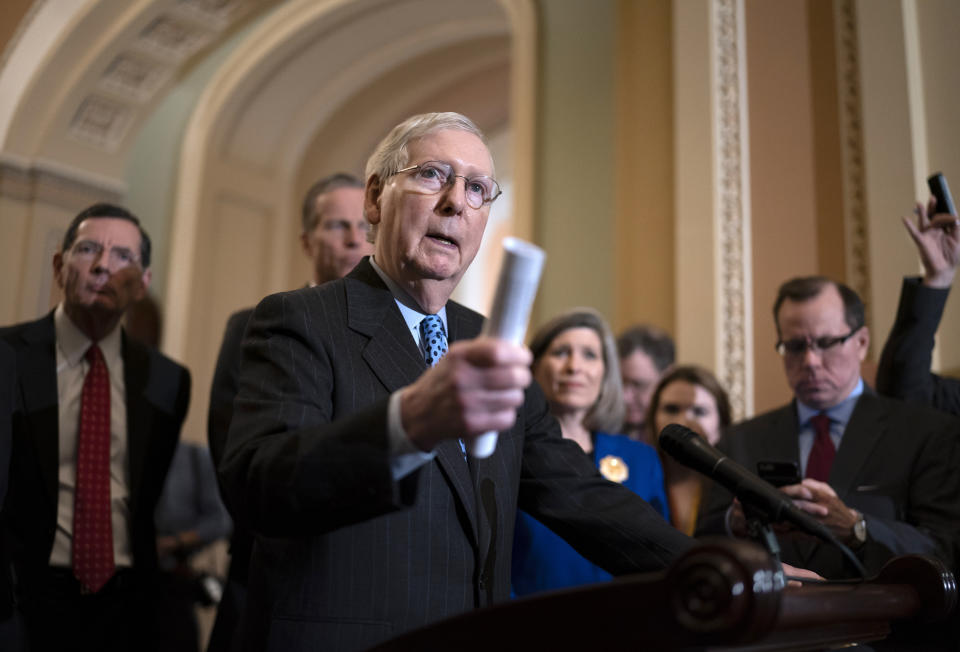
[743, 505, 787, 590]
[741, 503, 867, 581]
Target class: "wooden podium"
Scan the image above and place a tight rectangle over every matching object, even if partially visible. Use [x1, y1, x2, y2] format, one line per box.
[370, 539, 957, 651]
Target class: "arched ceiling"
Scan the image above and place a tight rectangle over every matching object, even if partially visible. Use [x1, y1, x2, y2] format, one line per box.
[0, 0, 279, 182]
[193, 0, 511, 186]
[1, 0, 511, 188]
[295, 36, 510, 193]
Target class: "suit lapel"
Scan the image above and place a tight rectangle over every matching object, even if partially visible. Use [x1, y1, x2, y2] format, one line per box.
[123, 333, 152, 518]
[346, 263, 426, 394]
[17, 315, 60, 507]
[446, 302, 483, 343]
[830, 391, 883, 496]
[345, 260, 480, 539]
[446, 302, 488, 554]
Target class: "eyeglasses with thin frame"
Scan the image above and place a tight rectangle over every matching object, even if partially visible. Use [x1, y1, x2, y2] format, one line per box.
[70, 240, 141, 270]
[390, 160, 502, 209]
[775, 326, 862, 357]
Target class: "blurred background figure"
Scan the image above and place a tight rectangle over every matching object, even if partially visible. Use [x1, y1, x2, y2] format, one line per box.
[0, 205, 190, 652]
[511, 308, 670, 596]
[0, 341, 20, 650]
[153, 441, 232, 652]
[206, 171, 370, 652]
[298, 173, 373, 290]
[127, 294, 231, 652]
[617, 325, 675, 446]
[647, 365, 732, 535]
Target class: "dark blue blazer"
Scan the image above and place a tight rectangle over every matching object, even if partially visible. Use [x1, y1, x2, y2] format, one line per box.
[511, 432, 671, 596]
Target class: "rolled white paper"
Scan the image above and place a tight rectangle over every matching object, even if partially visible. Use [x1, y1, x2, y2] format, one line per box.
[470, 237, 546, 458]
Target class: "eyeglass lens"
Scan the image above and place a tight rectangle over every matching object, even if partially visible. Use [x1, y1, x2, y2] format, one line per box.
[73, 240, 138, 269]
[410, 161, 499, 208]
[780, 334, 848, 355]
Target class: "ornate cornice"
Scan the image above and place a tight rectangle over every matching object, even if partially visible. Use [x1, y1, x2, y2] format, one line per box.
[0, 157, 122, 209]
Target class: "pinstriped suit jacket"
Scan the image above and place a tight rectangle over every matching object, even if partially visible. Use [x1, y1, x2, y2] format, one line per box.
[219, 258, 694, 652]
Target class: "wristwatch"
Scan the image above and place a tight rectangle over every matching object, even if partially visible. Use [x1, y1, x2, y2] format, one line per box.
[851, 510, 867, 547]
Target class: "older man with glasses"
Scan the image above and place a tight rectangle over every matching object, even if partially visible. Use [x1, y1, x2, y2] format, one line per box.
[216, 112, 706, 652]
[696, 275, 960, 581]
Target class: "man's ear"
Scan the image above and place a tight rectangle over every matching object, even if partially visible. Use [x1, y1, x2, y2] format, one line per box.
[856, 326, 870, 361]
[364, 175, 383, 225]
[135, 268, 152, 302]
[52, 252, 65, 289]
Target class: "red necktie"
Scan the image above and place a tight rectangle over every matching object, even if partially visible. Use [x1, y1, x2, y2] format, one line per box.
[805, 412, 835, 482]
[72, 344, 115, 593]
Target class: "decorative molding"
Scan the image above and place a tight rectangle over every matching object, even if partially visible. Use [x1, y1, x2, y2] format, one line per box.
[835, 0, 872, 336]
[136, 14, 216, 62]
[712, 0, 753, 420]
[0, 158, 123, 210]
[178, 0, 253, 29]
[62, 0, 267, 155]
[67, 95, 133, 151]
[99, 52, 172, 102]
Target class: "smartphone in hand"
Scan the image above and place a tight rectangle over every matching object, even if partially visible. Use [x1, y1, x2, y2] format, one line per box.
[757, 460, 801, 488]
[928, 172, 956, 216]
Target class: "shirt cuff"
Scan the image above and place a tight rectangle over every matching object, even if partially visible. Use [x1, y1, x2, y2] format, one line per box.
[388, 388, 435, 479]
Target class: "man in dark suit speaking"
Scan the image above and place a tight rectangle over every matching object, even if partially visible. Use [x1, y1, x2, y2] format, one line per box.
[696, 276, 960, 579]
[218, 112, 697, 652]
[0, 204, 190, 651]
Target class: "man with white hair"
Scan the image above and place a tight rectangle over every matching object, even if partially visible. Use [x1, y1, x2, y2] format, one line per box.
[219, 112, 698, 652]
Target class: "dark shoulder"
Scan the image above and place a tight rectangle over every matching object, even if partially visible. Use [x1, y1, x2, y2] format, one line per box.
[860, 390, 960, 431]
[720, 404, 795, 450]
[251, 282, 347, 320]
[0, 313, 53, 348]
[725, 404, 794, 435]
[124, 335, 190, 383]
[225, 307, 254, 333]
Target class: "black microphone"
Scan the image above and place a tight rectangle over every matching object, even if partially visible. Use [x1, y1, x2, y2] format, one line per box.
[658, 423, 832, 540]
[659, 423, 867, 578]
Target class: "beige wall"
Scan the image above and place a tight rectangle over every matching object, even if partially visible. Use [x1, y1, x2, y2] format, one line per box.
[533, 0, 617, 328]
[615, 0, 675, 336]
[746, 0, 821, 411]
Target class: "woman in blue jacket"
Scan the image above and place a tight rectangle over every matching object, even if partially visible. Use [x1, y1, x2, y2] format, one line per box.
[511, 308, 670, 596]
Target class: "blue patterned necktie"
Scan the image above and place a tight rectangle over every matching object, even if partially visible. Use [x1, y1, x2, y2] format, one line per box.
[420, 315, 466, 459]
[420, 314, 448, 367]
